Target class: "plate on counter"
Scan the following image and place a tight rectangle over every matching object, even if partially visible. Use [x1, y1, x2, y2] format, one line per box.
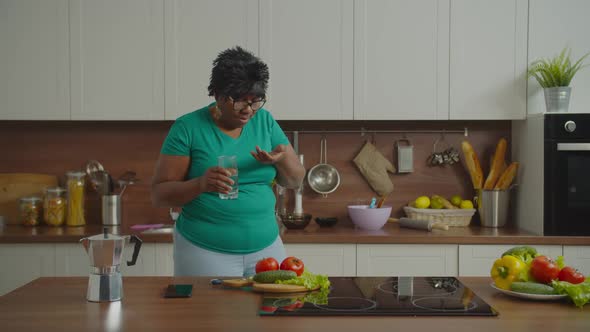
[490, 283, 567, 301]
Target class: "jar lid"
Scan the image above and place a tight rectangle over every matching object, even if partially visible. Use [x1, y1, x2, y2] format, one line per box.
[45, 186, 66, 194]
[66, 171, 86, 178]
[20, 196, 42, 203]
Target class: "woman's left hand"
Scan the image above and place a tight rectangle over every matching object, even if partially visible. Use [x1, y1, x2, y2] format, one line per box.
[251, 145, 286, 165]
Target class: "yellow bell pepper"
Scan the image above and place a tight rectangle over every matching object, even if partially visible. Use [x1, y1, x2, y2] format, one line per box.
[490, 255, 525, 290]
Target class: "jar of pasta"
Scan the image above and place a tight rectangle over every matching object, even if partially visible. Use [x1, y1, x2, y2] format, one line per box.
[43, 187, 66, 226]
[66, 171, 86, 226]
[19, 196, 43, 226]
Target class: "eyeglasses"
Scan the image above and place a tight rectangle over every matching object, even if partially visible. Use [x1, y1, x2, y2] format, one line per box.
[228, 96, 266, 112]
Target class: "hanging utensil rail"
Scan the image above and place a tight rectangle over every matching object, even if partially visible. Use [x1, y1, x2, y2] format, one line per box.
[284, 127, 468, 136]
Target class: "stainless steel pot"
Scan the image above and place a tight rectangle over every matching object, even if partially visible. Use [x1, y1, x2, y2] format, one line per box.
[307, 136, 340, 197]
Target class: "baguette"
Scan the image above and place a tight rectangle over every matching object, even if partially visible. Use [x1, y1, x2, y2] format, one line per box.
[484, 138, 508, 189]
[461, 141, 484, 189]
[494, 162, 519, 190]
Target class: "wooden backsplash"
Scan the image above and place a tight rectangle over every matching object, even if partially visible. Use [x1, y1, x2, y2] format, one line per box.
[0, 120, 510, 227]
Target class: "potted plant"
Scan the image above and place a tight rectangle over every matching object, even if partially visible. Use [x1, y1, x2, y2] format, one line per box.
[528, 47, 590, 113]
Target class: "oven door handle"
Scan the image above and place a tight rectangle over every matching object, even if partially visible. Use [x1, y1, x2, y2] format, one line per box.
[557, 143, 590, 151]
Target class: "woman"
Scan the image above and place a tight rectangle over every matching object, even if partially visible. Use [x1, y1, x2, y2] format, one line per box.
[152, 46, 305, 277]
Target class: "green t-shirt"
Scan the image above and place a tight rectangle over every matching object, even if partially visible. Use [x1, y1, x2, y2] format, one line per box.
[160, 105, 289, 254]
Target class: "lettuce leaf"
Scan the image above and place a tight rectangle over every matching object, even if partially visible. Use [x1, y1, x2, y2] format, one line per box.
[276, 270, 331, 292]
[551, 278, 590, 308]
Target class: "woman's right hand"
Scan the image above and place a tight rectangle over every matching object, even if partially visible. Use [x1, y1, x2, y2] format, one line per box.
[199, 166, 235, 194]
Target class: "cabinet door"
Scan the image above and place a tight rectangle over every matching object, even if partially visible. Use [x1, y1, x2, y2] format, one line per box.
[356, 244, 458, 277]
[563, 246, 590, 276]
[70, 0, 165, 120]
[155, 243, 174, 276]
[528, 0, 590, 115]
[0, 244, 55, 296]
[354, 0, 450, 120]
[55, 243, 89, 276]
[284, 244, 356, 276]
[259, 0, 353, 120]
[164, 0, 258, 120]
[0, 0, 69, 120]
[459, 245, 563, 276]
[449, 0, 527, 120]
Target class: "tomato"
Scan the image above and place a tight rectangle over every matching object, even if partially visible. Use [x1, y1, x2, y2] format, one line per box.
[530, 256, 560, 284]
[280, 256, 305, 276]
[260, 306, 278, 313]
[255, 257, 279, 273]
[280, 300, 303, 312]
[558, 266, 586, 284]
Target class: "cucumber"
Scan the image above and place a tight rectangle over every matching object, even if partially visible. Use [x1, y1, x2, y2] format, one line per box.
[253, 270, 297, 284]
[510, 282, 555, 295]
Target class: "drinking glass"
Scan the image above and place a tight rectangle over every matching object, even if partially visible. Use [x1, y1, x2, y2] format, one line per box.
[217, 155, 238, 199]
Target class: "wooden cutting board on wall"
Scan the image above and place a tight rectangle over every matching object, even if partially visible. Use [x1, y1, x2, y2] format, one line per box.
[0, 173, 58, 224]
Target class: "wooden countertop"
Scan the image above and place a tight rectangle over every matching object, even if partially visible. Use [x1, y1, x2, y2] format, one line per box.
[0, 276, 588, 332]
[2, 222, 590, 245]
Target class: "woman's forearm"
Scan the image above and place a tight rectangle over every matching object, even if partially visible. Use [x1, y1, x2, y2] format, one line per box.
[274, 157, 305, 189]
[151, 177, 203, 207]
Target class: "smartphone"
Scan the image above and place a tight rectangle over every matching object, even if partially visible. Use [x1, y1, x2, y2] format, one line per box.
[164, 284, 193, 298]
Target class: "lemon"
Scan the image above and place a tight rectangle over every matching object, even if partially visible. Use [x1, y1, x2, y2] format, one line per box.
[460, 200, 474, 209]
[414, 196, 430, 209]
[430, 198, 444, 209]
[450, 195, 462, 207]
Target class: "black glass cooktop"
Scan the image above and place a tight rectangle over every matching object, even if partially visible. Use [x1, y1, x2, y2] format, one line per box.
[259, 277, 498, 316]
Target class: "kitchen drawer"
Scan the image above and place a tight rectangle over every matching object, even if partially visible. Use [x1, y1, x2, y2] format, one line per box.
[284, 244, 356, 276]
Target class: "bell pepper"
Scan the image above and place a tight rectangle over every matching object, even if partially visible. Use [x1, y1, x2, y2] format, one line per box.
[490, 255, 525, 290]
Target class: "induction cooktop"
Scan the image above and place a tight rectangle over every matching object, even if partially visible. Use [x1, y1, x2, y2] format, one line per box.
[259, 277, 498, 316]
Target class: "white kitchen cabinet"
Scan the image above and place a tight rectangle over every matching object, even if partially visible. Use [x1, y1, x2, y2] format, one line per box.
[458, 245, 563, 276]
[528, 0, 590, 114]
[164, 0, 258, 120]
[0, 0, 70, 120]
[284, 244, 356, 276]
[155, 243, 174, 276]
[563, 246, 590, 276]
[259, 0, 353, 120]
[356, 244, 458, 277]
[354, 0, 450, 120]
[0, 244, 55, 296]
[69, 0, 165, 120]
[449, 0, 527, 120]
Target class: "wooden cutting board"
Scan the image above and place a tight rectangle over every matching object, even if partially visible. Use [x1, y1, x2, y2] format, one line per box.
[252, 283, 320, 293]
[0, 173, 58, 224]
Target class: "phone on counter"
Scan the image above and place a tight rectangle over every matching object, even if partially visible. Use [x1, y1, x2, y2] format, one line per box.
[164, 284, 193, 298]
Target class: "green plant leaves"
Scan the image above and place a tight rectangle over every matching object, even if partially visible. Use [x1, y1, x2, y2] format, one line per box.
[528, 47, 590, 88]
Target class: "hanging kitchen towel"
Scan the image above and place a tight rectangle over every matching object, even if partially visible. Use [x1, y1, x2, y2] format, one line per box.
[353, 141, 396, 196]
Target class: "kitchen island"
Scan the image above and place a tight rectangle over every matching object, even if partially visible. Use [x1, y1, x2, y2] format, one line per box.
[0, 277, 587, 332]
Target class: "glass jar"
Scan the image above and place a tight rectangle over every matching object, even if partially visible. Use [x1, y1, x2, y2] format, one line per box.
[43, 187, 66, 226]
[19, 196, 43, 226]
[66, 171, 86, 226]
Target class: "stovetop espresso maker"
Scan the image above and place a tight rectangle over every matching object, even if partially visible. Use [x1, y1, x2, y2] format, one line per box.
[80, 228, 142, 302]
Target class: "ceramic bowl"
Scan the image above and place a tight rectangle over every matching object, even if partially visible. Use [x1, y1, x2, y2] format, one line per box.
[347, 205, 392, 231]
[278, 213, 312, 230]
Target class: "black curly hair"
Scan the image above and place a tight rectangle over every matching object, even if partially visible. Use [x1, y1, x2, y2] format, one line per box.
[207, 46, 269, 100]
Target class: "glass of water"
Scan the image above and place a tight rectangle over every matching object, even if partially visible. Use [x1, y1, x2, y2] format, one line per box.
[217, 155, 238, 199]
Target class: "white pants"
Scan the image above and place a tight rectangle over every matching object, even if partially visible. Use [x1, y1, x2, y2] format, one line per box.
[173, 225, 287, 277]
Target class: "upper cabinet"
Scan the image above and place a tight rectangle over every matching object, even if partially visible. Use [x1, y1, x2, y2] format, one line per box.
[70, 0, 165, 120]
[164, 0, 258, 120]
[528, 0, 590, 115]
[259, 0, 353, 120]
[0, 0, 70, 120]
[449, 0, 528, 120]
[354, 0, 450, 120]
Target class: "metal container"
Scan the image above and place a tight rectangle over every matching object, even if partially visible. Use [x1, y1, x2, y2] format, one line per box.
[544, 87, 571, 113]
[396, 139, 414, 173]
[101, 194, 121, 226]
[476, 189, 510, 228]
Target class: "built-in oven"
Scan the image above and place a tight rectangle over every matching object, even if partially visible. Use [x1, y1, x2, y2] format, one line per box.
[544, 114, 590, 235]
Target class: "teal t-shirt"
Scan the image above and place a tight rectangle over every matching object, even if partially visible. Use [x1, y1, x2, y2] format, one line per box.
[160, 105, 289, 254]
